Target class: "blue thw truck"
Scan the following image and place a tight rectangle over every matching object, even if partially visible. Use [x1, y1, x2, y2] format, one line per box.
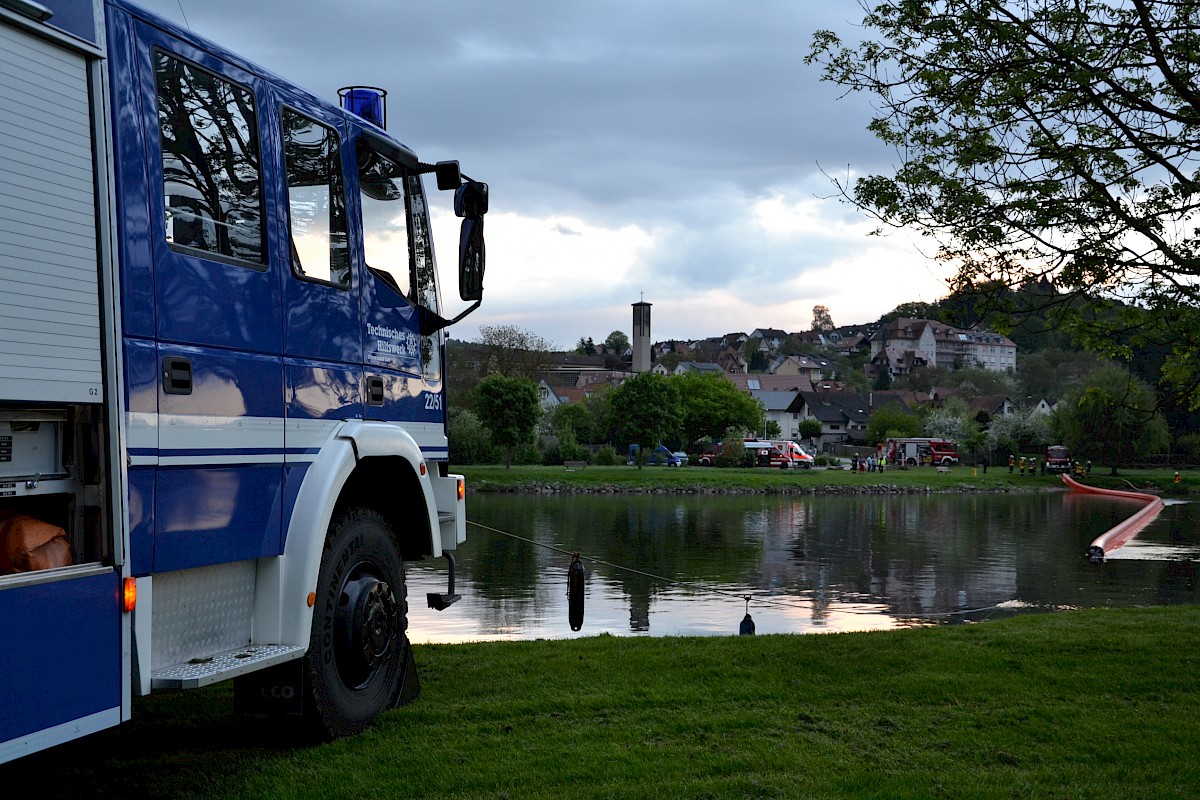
[0, 0, 486, 761]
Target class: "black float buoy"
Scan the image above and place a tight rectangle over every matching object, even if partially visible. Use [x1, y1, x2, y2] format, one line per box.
[1086, 545, 1105, 564]
[739, 594, 755, 635]
[567, 553, 585, 631]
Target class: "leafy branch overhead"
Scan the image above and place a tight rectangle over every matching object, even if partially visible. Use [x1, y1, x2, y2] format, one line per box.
[807, 0, 1200, 407]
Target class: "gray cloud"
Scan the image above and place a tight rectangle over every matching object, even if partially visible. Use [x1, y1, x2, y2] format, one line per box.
[129, 0, 925, 345]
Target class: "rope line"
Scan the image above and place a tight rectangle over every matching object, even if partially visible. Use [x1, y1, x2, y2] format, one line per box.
[466, 519, 1013, 621]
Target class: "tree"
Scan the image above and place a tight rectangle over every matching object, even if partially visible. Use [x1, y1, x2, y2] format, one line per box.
[1052, 366, 1170, 474]
[671, 372, 764, 446]
[811, 305, 835, 331]
[551, 402, 597, 445]
[477, 324, 554, 380]
[447, 408, 496, 464]
[582, 383, 619, 445]
[603, 330, 630, 355]
[748, 350, 770, 373]
[872, 366, 893, 391]
[797, 418, 824, 444]
[610, 374, 682, 469]
[923, 397, 978, 444]
[809, 2, 1200, 408]
[575, 336, 597, 356]
[1016, 348, 1109, 405]
[865, 404, 921, 445]
[984, 409, 1052, 461]
[475, 374, 541, 468]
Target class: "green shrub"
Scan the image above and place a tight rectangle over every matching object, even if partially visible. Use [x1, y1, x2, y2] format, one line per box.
[448, 408, 497, 464]
[513, 441, 542, 465]
[594, 444, 618, 465]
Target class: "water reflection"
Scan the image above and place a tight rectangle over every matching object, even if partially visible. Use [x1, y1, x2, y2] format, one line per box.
[406, 492, 1200, 643]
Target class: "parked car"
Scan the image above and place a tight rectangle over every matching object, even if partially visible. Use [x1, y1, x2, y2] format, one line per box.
[627, 444, 684, 466]
[672, 451, 689, 466]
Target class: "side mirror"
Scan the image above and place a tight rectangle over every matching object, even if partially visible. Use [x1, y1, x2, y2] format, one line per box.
[459, 216, 485, 302]
[454, 181, 488, 218]
[434, 161, 461, 191]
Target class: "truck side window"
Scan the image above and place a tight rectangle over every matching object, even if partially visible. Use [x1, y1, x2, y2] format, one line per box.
[356, 146, 411, 297]
[408, 176, 440, 380]
[154, 51, 265, 265]
[282, 109, 348, 286]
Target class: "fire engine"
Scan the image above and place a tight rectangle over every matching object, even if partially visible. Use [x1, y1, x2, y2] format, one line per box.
[884, 437, 959, 467]
[0, 0, 486, 761]
[1045, 445, 1072, 474]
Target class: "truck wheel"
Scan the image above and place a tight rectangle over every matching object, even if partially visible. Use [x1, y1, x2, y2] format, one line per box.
[304, 507, 412, 739]
[906, 457, 917, 467]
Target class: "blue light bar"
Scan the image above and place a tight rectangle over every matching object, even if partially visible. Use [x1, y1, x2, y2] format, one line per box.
[337, 86, 387, 129]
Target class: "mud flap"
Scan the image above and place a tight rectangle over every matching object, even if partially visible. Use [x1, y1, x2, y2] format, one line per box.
[394, 634, 421, 707]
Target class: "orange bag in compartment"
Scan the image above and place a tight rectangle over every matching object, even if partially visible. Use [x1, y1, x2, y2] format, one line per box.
[0, 512, 73, 574]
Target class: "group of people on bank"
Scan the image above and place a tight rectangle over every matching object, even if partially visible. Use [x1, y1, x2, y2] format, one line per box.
[1006, 454, 1092, 476]
[849, 455, 884, 473]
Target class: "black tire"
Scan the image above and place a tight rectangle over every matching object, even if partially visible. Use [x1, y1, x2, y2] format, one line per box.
[304, 507, 412, 739]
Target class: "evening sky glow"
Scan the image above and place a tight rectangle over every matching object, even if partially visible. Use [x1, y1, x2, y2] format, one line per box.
[133, 0, 953, 348]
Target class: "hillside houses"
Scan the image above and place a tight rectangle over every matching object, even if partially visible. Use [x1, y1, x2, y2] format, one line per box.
[465, 315, 1026, 455]
[793, 389, 873, 448]
[870, 318, 1017, 378]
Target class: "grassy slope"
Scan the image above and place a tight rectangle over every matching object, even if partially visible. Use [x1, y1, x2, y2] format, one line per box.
[9, 607, 1199, 799]
[459, 463, 1194, 495]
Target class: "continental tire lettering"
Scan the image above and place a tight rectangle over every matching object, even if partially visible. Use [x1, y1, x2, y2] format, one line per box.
[322, 532, 364, 665]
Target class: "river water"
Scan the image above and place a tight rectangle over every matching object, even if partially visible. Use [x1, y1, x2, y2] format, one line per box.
[405, 490, 1200, 642]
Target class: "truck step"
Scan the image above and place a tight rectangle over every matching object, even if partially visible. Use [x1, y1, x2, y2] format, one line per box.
[152, 644, 306, 690]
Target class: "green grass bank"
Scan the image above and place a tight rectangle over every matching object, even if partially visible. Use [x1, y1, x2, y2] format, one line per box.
[460, 463, 1194, 496]
[8, 607, 1199, 799]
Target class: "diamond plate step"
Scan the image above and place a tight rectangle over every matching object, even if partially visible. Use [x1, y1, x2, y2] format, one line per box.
[152, 644, 306, 690]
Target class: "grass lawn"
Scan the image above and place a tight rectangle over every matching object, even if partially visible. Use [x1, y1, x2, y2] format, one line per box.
[459, 463, 1195, 496]
[8, 607, 1199, 799]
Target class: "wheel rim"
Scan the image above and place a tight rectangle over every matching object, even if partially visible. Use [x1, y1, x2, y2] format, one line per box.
[333, 569, 398, 689]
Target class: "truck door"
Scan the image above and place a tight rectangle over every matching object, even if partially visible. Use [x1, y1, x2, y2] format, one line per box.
[351, 131, 446, 456]
[276, 99, 363, 505]
[137, 24, 284, 570]
[0, 9, 123, 762]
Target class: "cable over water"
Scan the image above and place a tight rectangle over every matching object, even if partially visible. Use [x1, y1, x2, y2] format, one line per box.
[466, 519, 1014, 622]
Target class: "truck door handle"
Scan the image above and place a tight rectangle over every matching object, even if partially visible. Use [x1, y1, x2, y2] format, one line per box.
[162, 357, 193, 395]
[366, 375, 384, 406]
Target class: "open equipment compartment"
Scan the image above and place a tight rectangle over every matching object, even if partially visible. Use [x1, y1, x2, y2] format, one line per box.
[0, 405, 110, 574]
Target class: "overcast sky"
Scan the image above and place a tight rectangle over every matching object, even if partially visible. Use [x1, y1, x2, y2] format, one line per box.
[131, 0, 952, 349]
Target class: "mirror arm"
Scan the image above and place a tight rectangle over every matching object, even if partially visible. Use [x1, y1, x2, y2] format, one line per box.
[418, 299, 482, 336]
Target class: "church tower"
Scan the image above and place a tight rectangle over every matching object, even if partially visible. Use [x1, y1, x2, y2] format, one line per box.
[632, 300, 651, 373]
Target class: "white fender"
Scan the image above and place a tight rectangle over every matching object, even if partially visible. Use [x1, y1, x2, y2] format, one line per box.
[261, 420, 441, 649]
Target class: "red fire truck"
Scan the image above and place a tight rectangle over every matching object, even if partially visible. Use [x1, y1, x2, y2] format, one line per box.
[885, 437, 960, 467]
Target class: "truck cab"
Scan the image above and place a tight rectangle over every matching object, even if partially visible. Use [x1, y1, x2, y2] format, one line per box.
[1046, 445, 1071, 473]
[1, 0, 486, 763]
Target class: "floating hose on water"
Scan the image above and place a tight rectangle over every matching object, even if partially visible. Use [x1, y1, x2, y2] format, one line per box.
[1062, 475, 1165, 563]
